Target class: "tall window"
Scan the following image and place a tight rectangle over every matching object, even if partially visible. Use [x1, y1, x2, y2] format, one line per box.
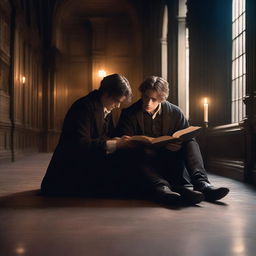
[232, 0, 246, 123]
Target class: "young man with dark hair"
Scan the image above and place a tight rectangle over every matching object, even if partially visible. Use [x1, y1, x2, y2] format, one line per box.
[41, 74, 132, 196]
[116, 76, 229, 205]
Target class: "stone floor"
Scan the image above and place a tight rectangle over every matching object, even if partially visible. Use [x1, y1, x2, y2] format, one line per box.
[0, 153, 256, 256]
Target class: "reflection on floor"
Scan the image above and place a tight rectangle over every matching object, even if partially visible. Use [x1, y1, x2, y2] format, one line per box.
[0, 153, 256, 256]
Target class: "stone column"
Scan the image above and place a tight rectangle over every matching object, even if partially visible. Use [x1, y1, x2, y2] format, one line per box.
[243, 0, 256, 183]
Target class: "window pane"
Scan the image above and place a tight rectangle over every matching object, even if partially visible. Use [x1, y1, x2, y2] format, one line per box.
[239, 77, 243, 99]
[242, 32, 245, 53]
[242, 75, 246, 96]
[232, 0, 246, 123]
[232, 0, 236, 21]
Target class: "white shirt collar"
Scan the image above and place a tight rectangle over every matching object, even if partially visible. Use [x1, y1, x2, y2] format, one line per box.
[149, 103, 162, 120]
[104, 107, 111, 118]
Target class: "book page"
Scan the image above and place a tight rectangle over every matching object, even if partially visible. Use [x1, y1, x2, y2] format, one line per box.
[172, 126, 201, 138]
[151, 136, 175, 144]
[129, 135, 154, 144]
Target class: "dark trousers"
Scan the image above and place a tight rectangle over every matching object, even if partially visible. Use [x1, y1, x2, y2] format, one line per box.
[41, 140, 209, 197]
[107, 140, 209, 196]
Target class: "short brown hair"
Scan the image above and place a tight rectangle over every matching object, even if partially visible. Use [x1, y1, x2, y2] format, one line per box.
[99, 74, 132, 100]
[139, 76, 169, 101]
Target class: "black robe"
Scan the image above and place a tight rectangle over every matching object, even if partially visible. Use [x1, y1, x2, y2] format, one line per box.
[41, 90, 114, 195]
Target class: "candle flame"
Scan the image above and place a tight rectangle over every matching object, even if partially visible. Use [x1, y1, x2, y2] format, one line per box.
[204, 98, 208, 104]
[22, 76, 26, 84]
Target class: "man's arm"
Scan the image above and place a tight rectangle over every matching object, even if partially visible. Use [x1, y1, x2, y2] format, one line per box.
[173, 108, 190, 132]
[72, 105, 130, 154]
[165, 105, 190, 151]
[62, 103, 107, 155]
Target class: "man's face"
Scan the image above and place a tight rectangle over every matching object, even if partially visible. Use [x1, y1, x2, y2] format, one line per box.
[142, 89, 162, 113]
[103, 95, 126, 111]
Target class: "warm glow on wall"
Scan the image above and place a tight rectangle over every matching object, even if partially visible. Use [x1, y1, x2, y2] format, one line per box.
[15, 243, 26, 255]
[98, 70, 107, 78]
[22, 76, 26, 84]
[15, 247, 25, 254]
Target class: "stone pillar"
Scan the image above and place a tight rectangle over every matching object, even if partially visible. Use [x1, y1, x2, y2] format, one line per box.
[177, 0, 189, 117]
[243, 0, 256, 183]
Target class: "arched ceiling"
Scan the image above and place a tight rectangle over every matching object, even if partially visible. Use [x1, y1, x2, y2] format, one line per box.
[56, 0, 132, 20]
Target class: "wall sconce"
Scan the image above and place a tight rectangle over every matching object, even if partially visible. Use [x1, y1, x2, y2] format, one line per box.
[22, 76, 26, 84]
[98, 70, 107, 78]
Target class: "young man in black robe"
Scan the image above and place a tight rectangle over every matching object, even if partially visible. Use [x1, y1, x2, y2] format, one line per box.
[116, 76, 229, 205]
[41, 74, 132, 196]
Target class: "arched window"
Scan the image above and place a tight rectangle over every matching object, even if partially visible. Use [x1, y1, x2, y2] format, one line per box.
[232, 0, 246, 123]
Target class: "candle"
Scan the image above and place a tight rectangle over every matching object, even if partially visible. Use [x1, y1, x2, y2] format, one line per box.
[203, 98, 208, 123]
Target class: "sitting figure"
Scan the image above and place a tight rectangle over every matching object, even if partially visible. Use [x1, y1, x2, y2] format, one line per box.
[116, 76, 229, 205]
[41, 74, 132, 196]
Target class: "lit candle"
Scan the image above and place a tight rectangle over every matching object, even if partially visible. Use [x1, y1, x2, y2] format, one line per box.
[203, 98, 208, 123]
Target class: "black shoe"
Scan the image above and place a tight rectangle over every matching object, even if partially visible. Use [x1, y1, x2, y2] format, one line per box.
[194, 182, 229, 201]
[174, 186, 205, 205]
[154, 185, 181, 205]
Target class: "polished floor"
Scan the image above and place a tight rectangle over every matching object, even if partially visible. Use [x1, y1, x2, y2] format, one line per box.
[0, 153, 256, 256]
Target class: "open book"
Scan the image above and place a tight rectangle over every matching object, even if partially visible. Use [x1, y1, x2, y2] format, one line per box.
[128, 126, 202, 147]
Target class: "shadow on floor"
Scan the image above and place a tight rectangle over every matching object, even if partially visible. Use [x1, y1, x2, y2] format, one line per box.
[0, 190, 168, 209]
[2, 189, 229, 210]
[0, 190, 206, 210]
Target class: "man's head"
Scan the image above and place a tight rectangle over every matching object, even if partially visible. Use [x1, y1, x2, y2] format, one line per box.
[139, 76, 169, 113]
[99, 74, 132, 111]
